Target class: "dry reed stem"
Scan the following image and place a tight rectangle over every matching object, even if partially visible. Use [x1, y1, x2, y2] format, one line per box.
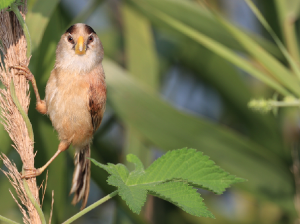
[0, 2, 41, 224]
[1, 154, 30, 224]
[49, 191, 54, 224]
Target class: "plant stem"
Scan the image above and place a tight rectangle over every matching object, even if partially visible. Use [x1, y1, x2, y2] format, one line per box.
[245, 0, 300, 80]
[270, 100, 300, 107]
[275, 0, 300, 67]
[62, 190, 118, 224]
[0, 215, 19, 224]
[283, 16, 300, 66]
[22, 169, 46, 224]
[10, 2, 32, 58]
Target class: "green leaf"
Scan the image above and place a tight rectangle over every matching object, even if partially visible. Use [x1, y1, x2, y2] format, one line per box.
[147, 181, 213, 218]
[90, 148, 244, 218]
[0, 0, 15, 10]
[128, 148, 244, 194]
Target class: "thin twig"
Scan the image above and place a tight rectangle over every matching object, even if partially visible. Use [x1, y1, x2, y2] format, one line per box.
[42, 170, 48, 206]
[49, 191, 54, 224]
[62, 190, 118, 224]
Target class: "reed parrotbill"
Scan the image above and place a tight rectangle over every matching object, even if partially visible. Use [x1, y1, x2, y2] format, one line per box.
[12, 23, 106, 209]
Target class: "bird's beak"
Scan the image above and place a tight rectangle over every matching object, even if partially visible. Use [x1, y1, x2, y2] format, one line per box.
[75, 36, 86, 55]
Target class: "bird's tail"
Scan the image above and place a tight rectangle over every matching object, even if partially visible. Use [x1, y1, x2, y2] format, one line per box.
[70, 144, 91, 210]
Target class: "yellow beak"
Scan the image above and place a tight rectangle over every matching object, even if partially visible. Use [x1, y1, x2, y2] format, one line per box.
[75, 36, 86, 55]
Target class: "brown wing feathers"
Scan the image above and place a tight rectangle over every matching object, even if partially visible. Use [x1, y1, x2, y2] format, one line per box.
[89, 81, 106, 132]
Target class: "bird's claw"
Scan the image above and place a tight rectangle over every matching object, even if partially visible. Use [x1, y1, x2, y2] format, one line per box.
[21, 167, 41, 179]
[10, 65, 34, 81]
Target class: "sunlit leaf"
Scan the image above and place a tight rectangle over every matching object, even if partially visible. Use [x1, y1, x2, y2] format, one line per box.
[91, 148, 243, 217]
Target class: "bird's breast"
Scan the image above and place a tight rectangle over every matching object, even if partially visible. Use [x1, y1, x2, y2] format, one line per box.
[45, 71, 97, 146]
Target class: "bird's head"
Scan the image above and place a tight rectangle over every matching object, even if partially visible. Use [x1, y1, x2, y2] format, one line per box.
[55, 23, 104, 73]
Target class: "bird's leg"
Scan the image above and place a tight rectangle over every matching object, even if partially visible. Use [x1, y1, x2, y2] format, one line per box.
[22, 140, 70, 179]
[10, 65, 47, 114]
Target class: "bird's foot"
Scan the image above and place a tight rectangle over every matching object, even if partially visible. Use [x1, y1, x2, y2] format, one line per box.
[10, 65, 34, 81]
[21, 167, 42, 179]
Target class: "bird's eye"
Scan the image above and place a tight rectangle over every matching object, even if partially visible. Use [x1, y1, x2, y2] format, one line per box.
[87, 35, 94, 44]
[67, 36, 74, 44]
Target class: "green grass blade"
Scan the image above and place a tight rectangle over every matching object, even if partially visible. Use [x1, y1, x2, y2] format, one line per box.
[128, 0, 283, 59]
[211, 9, 300, 97]
[275, 0, 300, 63]
[245, 0, 300, 80]
[127, 0, 290, 96]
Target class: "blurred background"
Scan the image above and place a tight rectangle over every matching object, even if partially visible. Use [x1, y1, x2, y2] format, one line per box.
[1, 0, 300, 223]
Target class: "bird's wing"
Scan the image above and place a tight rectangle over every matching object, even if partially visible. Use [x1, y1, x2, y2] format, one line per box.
[88, 80, 106, 132]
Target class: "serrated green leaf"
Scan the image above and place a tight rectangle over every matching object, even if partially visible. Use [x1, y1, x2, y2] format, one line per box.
[90, 158, 129, 182]
[127, 154, 145, 174]
[146, 181, 214, 218]
[91, 148, 244, 217]
[128, 148, 244, 194]
[0, 0, 15, 10]
[107, 175, 147, 214]
[119, 184, 147, 214]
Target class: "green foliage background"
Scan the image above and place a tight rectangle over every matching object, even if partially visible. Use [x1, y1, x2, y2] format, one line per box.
[1, 0, 299, 223]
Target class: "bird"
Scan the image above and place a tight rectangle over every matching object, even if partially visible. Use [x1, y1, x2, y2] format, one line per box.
[11, 23, 106, 210]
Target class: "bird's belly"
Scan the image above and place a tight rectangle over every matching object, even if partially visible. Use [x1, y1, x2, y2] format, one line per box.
[46, 83, 93, 147]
